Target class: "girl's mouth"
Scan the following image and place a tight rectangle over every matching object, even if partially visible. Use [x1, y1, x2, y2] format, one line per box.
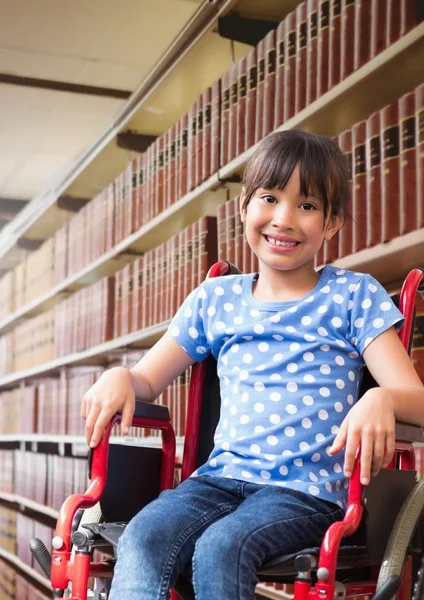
[263, 235, 300, 251]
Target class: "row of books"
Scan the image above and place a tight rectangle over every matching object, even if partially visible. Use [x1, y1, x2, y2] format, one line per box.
[1, 562, 49, 600]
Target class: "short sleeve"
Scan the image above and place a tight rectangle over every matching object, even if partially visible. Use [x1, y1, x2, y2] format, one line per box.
[167, 283, 211, 362]
[348, 274, 404, 355]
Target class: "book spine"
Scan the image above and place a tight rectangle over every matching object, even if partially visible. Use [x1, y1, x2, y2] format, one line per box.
[188, 100, 198, 192]
[196, 94, 204, 187]
[255, 40, 266, 143]
[211, 80, 221, 174]
[366, 110, 383, 248]
[179, 114, 189, 198]
[217, 201, 227, 260]
[163, 131, 170, 211]
[352, 120, 367, 253]
[245, 47, 258, 150]
[381, 102, 400, 242]
[340, 0, 355, 81]
[174, 120, 181, 205]
[263, 29, 277, 136]
[157, 136, 165, 216]
[191, 220, 199, 290]
[234, 197, 243, 271]
[317, 0, 330, 98]
[401, 0, 423, 37]
[220, 72, 230, 167]
[399, 91, 417, 235]
[386, 0, 401, 47]
[228, 63, 239, 163]
[202, 87, 212, 182]
[354, 0, 371, 71]
[199, 216, 218, 282]
[295, 2, 308, 115]
[338, 129, 353, 258]
[306, 0, 319, 107]
[171, 234, 180, 317]
[416, 84, 424, 229]
[284, 11, 297, 123]
[370, 0, 387, 58]
[274, 20, 286, 129]
[236, 58, 247, 157]
[168, 126, 175, 207]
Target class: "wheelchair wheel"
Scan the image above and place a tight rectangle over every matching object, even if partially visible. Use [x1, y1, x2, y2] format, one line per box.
[377, 479, 424, 600]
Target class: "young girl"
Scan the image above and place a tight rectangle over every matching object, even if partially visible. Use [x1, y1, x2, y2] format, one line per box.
[82, 130, 424, 600]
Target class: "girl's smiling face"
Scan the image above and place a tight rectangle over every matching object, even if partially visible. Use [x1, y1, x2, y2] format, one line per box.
[241, 166, 341, 275]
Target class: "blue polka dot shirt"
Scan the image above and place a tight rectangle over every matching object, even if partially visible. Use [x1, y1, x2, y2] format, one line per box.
[168, 265, 404, 507]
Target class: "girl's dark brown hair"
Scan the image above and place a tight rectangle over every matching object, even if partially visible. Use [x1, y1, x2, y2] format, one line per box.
[242, 130, 350, 223]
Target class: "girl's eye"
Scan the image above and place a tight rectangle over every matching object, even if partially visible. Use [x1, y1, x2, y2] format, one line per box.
[300, 202, 316, 211]
[262, 195, 277, 204]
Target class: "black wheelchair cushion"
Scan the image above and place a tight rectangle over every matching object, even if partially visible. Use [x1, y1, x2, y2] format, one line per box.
[132, 400, 170, 421]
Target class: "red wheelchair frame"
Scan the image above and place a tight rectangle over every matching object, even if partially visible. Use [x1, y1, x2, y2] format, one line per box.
[35, 264, 424, 600]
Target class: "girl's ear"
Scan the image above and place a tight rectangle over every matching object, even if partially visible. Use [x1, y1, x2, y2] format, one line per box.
[323, 214, 343, 241]
[239, 188, 247, 224]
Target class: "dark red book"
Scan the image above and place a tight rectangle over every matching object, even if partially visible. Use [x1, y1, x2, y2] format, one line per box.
[179, 114, 189, 198]
[328, 0, 341, 90]
[226, 199, 236, 265]
[340, 0, 354, 81]
[317, 0, 330, 98]
[220, 71, 231, 166]
[366, 110, 383, 248]
[274, 20, 286, 128]
[399, 91, 417, 235]
[306, 0, 319, 107]
[130, 158, 138, 237]
[199, 216, 218, 281]
[191, 220, 199, 290]
[228, 63, 239, 162]
[202, 87, 212, 182]
[210, 80, 221, 174]
[370, 0, 387, 58]
[236, 57, 247, 157]
[255, 39, 266, 143]
[234, 197, 243, 271]
[174, 120, 181, 204]
[284, 11, 297, 123]
[157, 135, 165, 216]
[169, 125, 176, 206]
[354, 0, 371, 70]
[386, 0, 401, 47]
[196, 93, 204, 187]
[245, 47, 257, 149]
[217, 201, 227, 260]
[415, 84, 424, 229]
[295, 2, 308, 114]
[381, 102, 400, 242]
[352, 120, 367, 253]
[163, 130, 170, 210]
[263, 28, 277, 136]
[401, 0, 423, 36]
[188, 100, 198, 192]
[338, 129, 353, 258]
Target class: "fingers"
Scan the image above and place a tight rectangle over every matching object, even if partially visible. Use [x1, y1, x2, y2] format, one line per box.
[329, 421, 348, 455]
[343, 427, 361, 478]
[120, 400, 135, 435]
[89, 407, 116, 448]
[382, 432, 395, 469]
[85, 399, 102, 447]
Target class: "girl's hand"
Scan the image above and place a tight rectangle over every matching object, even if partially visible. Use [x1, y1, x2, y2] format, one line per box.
[328, 389, 396, 485]
[81, 367, 135, 448]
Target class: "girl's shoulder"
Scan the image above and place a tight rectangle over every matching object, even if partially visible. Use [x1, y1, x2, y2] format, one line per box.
[203, 272, 248, 291]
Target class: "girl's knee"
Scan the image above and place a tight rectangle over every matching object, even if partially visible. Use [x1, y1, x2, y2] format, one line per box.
[193, 522, 240, 570]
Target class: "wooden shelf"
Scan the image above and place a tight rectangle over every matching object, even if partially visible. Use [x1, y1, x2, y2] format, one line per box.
[256, 583, 292, 599]
[0, 491, 59, 520]
[0, 545, 50, 590]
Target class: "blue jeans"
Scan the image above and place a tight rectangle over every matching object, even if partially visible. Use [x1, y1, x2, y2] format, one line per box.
[109, 475, 344, 600]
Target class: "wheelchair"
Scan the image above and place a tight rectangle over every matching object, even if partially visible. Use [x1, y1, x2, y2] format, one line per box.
[30, 262, 424, 600]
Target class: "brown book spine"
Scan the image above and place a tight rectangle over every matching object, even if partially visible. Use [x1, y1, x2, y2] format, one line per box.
[177, 231, 186, 311]
[228, 63, 239, 162]
[129, 160, 138, 237]
[416, 84, 424, 229]
[217, 201, 227, 260]
[328, 0, 345, 89]
[338, 129, 353, 258]
[236, 58, 247, 157]
[128, 262, 134, 333]
[352, 120, 367, 253]
[295, 2, 308, 115]
[163, 131, 170, 211]
[199, 216, 218, 282]
[105, 277, 115, 342]
[142, 253, 150, 330]
[340, 0, 355, 81]
[202, 87, 212, 182]
[171, 234, 180, 317]
[226, 200, 236, 264]
[255, 40, 266, 143]
[133, 258, 141, 331]
[274, 20, 286, 128]
[387, 0, 401, 47]
[366, 110, 383, 248]
[168, 126, 175, 207]
[234, 197, 243, 271]
[306, 0, 319, 107]
[143, 147, 151, 225]
[165, 239, 172, 320]
[245, 47, 258, 149]
[399, 92, 417, 235]
[284, 11, 297, 123]
[370, 0, 387, 58]
[317, 0, 330, 98]
[263, 29, 277, 136]
[210, 80, 221, 174]
[157, 136, 165, 216]
[114, 271, 122, 338]
[174, 120, 181, 204]
[401, 0, 423, 36]
[196, 94, 204, 187]
[188, 100, 197, 192]
[191, 220, 199, 291]
[220, 72, 230, 167]
[381, 102, 400, 242]
[136, 154, 144, 229]
[354, 0, 371, 70]
[179, 114, 189, 198]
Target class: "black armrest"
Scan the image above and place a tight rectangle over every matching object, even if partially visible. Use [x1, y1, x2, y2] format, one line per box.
[132, 400, 170, 422]
[395, 422, 424, 443]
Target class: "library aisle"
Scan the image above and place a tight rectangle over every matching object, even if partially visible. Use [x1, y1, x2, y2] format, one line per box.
[0, 1, 423, 599]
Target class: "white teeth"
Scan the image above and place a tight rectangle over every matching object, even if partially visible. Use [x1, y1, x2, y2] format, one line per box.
[266, 236, 297, 247]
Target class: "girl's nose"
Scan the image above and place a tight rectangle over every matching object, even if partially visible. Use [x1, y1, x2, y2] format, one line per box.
[271, 203, 296, 230]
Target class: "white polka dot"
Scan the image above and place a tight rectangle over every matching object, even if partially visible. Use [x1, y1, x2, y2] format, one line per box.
[250, 309, 260, 317]
[250, 444, 261, 454]
[318, 327, 328, 336]
[215, 286, 225, 296]
[315, 434, 325, 443]
[282, 450, 293, 457]
[309, 472, 319, 482]
[336, 340, 346, 348]
[207, 306, 216, 316]
[368, 283, 377, 293]
[243, 353, 253, 364]
[284, 427, 295, 437]
[302, 316, 312, 326]
[294, 458, 303, 467]
[230, 405, 237, 415]
[231, 344, 239, 353]
[287, 363, 298, 373]
[305, 296, 315, 303]
[241, 471, 253, 478]
[256, 364, 266, 371]
[273, 353, 284, 361]
[380, 302, 391, 311]
[287, 382, 298, 393]
[373, 318, 384, 328]
[230, 427, 237, 438]
[303, 352, 314, 362]
[254, 381, 265, 392]
[216, 321, 226, 330]
[232, 284, 242, 294]
[254, 402, 265, 413]
[270, 414, 281, 424]
[334, 463, 342, 473]
[335, 356, 345, 366]
[286, 404, 297, 415]
[309, 485, 320, 496]
[255, 426, 265, 434]
[184, 307, 193, 318]
[303, 374, 315, 383]
[361, 299, 372, 309]
[286, 326, 297, 333]
[332, 317, 342, 328]
[321, 285, 331, 294]
[321, 344, 330, 351]
[260, 470, 271, 480]
[303, 395, 314, 406]
[318, 305, 328, 314]
[319, 409, 329, 420]
[334, 402, 343, 412]
[320, 469, 329, 476]
[279, 465, 288, 476]
[331, 425, 339, 434]
[223, 303, 234, 312]
[270, 314, 281, 322]
[347, 300, 354, 310]
[336, 277, 347, 283]
[353, 318, 364, 328]
[223, 397, 230, 406]
[311, 453, 321, 462]
[289, 342, 300, 351]
[333, 294, 343, 304]
[270, 374, 282, 381]
[239, 370, 249, 381]
[264, 454, 276, 461]
[348, 371, 355, 381]
[241, 392, 249, 402]
[232, 458, 242, 464]
[364, 337, 373, 348]
[209, 458, 217, 467]
[347, 394, 354, 405]
[288, 305, 298, 312]
[258, 342, 269, 352]
[336, 379, 345, 389]
[225, 327, 235, 335]
[198, 288, 207, 299]
[196, 346, 207, 354]
[171, 326, 180, 337]
[325, 482, 333, 493]
[254, 324, 265, 334]
[189, 327, 199, 339]
[304, 333, 316, 342]
[243, 336, 253, 340]
[270, 392, 281, 401]
[319, 388, 330, 398]
[320, 364, 331, 375]
[207, 331, 214, 341]
[240, 415, 249, 424]
[302, 418, 312, 429]
[273, 334, 284, 341]
[221, 442, 230, 450]
[349, 351, 359, 359]
[299, 441, 310, 451]
[267, 435, 278, 446]
[234, 316, 243, 325]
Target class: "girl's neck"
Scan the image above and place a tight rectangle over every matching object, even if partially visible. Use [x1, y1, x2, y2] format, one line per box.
[252, 261, 321, 303]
